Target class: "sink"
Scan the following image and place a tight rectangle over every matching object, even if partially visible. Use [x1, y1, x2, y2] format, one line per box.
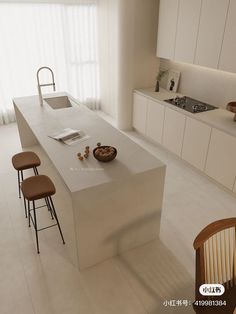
[44, 95, 75, 110]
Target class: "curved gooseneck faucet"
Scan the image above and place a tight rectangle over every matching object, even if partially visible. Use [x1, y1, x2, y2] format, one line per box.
[37, 66, 56, 105]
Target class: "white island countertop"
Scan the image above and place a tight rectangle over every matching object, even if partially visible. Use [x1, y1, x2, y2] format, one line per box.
[135, 88, 236, 138]
[13, 93, 165, 193]
[14, 92, 166, 269]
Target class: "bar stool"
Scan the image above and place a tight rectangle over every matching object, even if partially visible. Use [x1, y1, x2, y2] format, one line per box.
[12, 151, 41, 217]
[21, 175, 65, 253]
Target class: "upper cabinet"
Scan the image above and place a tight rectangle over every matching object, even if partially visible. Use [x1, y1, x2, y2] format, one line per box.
[156, 0, 179, 60]
[194, 0, 229, 69]
[174, 0, 201, 64]
[157, 0, 236, 73]
[219, 0, 236, 73]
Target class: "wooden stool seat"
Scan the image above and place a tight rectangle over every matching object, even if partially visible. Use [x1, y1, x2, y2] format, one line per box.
[12, 151, 41, 171]
[21, 175, 56, 201]
[12, 151, 41, 217]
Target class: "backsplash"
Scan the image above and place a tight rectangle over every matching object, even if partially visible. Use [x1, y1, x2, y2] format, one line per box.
[160, 59, 236, 109]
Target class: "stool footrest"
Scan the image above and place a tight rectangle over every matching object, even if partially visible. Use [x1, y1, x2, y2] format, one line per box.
[38, 224, 58, 232]
[27, 195, 65, 253]
[29, 204, 47, 211]
[29, 212, 57, 232]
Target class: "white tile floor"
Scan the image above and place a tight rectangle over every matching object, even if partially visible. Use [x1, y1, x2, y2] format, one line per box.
[0, 121, 235, 314]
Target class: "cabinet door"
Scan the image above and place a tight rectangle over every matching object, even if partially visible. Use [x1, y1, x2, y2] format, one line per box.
[133, 93, 148, 135]
[146, 99, 165, 144]
[194, 0, 229, 69]
[205, 128, 236, 189]
[219, 0, 236, 73]
[156, 0, 179, 59]
[174, 0, 201, 64]
[163, 107, 186, 156]
[182, 117, 211, 171]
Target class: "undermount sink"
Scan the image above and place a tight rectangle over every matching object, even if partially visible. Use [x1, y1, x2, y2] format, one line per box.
[44, 95, 75, 110]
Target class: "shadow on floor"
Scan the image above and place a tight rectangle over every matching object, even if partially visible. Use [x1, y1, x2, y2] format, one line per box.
[116, 239, 195, 314]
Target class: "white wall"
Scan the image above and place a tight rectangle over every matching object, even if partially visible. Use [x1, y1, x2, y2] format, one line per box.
[117, 0, 159, 130]
[161, 59, 236, 109]
[98, 0, 159, 129]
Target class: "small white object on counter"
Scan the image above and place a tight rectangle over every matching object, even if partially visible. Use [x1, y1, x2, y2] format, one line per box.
[49, 128, 89, 145]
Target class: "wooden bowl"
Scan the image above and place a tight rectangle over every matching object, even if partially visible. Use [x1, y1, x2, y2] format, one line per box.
[226, 101, 236, 121]
[93, 146, 117, 162]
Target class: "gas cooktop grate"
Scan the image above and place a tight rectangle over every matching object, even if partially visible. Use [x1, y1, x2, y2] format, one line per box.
[164, 96, 218, 113]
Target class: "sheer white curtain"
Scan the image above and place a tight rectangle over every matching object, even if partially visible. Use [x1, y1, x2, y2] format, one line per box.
[0, 1, 100, 125]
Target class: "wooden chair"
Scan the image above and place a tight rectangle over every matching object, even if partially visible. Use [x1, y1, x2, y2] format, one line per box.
[193, 218, 236, 314]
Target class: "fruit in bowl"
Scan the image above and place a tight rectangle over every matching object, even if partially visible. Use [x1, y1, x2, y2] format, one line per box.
[93, 144, 117, 162]
[226, 101, 236, 121]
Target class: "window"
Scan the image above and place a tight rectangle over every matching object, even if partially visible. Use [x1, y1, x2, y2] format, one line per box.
[0, 2, 100, 124]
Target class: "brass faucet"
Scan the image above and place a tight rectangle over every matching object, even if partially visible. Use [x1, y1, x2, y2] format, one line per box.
[36, 66, 56, 105]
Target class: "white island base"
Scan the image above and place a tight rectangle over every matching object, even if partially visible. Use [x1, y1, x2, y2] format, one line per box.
[14, 93, 166, 269]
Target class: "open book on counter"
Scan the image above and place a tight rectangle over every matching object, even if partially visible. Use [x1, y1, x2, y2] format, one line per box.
[49, 128, 89, 145]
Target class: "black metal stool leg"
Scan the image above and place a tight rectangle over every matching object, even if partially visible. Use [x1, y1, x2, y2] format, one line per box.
[32, 200, 40, 254]
[17, 171, 21, 198]
[20, 170, 24, 182]
[48, 196, 65, 244]
[23, 197, 27, 218]
[33, 167, 39, 175]
[28, 200, 31, 227]
[45, 197, 50, 211]
[45, 197, 54, 220]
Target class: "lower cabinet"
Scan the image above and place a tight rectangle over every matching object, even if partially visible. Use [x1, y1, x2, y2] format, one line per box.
[205, 128, 236, 190]
[162, 107, 186, 156]
[133, 93, 148, 135]
[132, 92, 236, 192]
[146, 99, 165, 144]
[182, 117, 211, 171]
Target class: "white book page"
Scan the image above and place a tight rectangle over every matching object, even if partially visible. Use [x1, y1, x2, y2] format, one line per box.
[49, 128, 90, 145]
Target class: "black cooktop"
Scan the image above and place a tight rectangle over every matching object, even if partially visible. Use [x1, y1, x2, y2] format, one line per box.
[164, 96, 218, 113]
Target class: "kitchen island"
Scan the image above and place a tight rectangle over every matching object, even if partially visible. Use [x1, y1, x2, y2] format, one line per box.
[13, 92, 166, 269]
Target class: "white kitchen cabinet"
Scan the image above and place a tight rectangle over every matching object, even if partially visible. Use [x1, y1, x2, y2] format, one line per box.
[156, 0, 179, 60]
[205, 128, 236, 190]
[133, 93, 148, 135]
[194, 0, 229, 69]
[219, 0, 236, 73]
[146, 99, 165, 144]
[174, 0, 201, 64]
[182, 117, 211, 171]
[162, 107, 186, 156]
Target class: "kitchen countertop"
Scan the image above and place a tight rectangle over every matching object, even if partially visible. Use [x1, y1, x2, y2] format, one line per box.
[134, 87, 236, 138]
[13, 92, 165, 193]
